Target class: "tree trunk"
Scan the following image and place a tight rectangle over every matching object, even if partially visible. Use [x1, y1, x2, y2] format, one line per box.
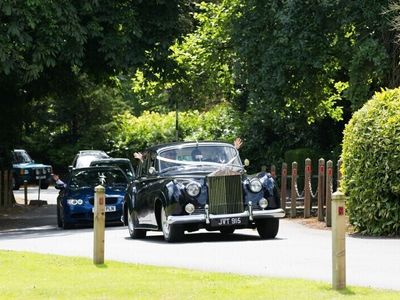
[0, 170, 15, 208]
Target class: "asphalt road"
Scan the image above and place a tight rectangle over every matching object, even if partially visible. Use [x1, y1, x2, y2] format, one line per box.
[0, 187, 399, 291]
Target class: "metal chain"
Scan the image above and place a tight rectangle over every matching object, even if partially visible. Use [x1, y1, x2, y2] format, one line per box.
[308, 176, 318, 199]
[294, 180, 304, 198]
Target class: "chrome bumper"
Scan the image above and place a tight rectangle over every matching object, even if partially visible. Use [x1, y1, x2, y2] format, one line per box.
[167, 203, 285, 225]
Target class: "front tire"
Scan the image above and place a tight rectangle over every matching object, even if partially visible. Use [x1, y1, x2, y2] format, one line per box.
[161, 206, 184, 243]
[127, 210, 146, 239]
[256, 218, 279, 239]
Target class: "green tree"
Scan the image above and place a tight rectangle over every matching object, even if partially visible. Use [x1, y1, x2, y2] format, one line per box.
[0, 0, 193, 206]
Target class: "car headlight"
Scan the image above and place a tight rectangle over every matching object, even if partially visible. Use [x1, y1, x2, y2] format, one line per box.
[249, 178, 262, 193]
[186, 182, 201, 197]
[259, 198, 268, 209]
[67, 199, 83, 205]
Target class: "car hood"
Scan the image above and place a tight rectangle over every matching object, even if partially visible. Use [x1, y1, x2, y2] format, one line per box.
[67, 186, 126, 198]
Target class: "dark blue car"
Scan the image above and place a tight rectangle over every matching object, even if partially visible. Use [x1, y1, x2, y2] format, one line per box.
[56, 166, 128, 229]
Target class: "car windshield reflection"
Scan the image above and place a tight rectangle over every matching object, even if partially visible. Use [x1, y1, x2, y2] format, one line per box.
[70, 169, 128, 189]
[157, 145, 242, 172]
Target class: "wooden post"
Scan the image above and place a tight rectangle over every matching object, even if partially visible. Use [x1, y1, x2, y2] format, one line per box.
[93, 185, 105, 264]
[270, 164, 276, 178]
[326, 160, 333, 227]
[290, 162, 298, 218]
[337, 158, 343, 190]
[303, 158, 311, 218]
[317, 158, 325, 221]
[280, 163, 287, 212]
[24, 180, 28, 205]
[332, 190, 346, 290]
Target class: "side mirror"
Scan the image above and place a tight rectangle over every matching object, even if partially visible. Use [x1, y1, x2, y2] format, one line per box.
[148, 167, 157, 175]
[244, 159, 250, 167]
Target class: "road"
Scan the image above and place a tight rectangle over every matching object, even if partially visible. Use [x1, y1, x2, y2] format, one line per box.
[0, 187, 399, 291]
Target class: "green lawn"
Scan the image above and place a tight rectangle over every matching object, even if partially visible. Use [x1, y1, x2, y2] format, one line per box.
[0, 250, 398, 299]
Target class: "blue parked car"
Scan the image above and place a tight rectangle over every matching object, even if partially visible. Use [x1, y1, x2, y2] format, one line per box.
[56, 166, 128, 229]
[12, 149, 53, 190]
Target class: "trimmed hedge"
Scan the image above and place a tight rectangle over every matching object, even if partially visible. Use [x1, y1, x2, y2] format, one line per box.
[342, 88, 400, 236]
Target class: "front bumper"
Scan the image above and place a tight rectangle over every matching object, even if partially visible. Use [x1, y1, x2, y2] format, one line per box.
[167, 205, 285, 225]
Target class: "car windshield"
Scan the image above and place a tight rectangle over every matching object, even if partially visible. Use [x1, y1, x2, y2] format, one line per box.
[92, 161, 134, 180]
[69, 169, 128, 188]
[13, 151, 33, 164]
[157, 145, 242, 172]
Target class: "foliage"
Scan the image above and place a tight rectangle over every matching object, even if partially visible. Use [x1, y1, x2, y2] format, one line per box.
[342, 88, 400, 236]
[111, 103, 239, 158]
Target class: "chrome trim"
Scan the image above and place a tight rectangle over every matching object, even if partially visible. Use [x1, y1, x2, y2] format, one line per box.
[166, 208, 285, 225]
[248, 201, 253, 221]
[205, 204, 210, 224]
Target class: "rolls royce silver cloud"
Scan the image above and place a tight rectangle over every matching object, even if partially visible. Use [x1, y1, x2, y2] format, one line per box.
[123, 141, 285, 242]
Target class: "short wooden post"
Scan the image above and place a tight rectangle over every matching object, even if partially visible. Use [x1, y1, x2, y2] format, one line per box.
[317, 158, 325, 221]
[93, 185, 105, 264]
[325, 160, 333, 227]
[290, 162, 298, 218]
[337, 158, 343, 190]
[303, 158, 311, 218]
[332, 190, 346, 290]
[270, 164, 276, 178]
[280, 163, 287, 212]
[24, 180, 28, 205]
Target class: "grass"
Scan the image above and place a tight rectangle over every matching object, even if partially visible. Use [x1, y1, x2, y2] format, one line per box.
[0, 250, 399, 300]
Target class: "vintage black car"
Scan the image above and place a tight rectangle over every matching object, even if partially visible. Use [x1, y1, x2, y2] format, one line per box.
[123, 141, 285, 242]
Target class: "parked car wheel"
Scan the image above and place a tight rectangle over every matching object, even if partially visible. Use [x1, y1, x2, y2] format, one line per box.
[56, 203, 62, 228]
[161, 206, 184, 243]
[40, 181, 49, 189]
[127, 210, 146, 239]
[12, 177, 20, 190]
[256, 218, 279, 239]
[220, 227, 235, 235]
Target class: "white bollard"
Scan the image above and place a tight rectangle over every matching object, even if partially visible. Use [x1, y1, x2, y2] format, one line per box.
[93, 185, 105, 264]
[332, 190, 346, 289]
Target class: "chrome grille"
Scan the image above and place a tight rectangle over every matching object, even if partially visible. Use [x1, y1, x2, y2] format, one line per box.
[207, 174, 243, 214]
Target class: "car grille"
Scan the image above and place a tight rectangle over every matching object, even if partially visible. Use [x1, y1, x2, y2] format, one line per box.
[89, 197, 119, 205]
[206, 174, 243, 214]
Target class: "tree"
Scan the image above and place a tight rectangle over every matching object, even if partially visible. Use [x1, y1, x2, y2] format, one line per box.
[0, 0, 193, 206]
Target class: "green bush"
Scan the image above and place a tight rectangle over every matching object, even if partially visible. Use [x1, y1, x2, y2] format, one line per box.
[342, 88, 400, 236]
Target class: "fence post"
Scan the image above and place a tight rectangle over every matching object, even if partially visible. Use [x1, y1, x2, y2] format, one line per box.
[332, 190, 346, 290]
[290, 162, 298, 218]
[326, 160, 333, 227]
[303, 158, 311, 218]
[280, 163, 287, 212]
[317, 158, 325, 221]
[24, 180, 28, 205]
[337, 158, 343, 190]
[93, 185, 106, 265]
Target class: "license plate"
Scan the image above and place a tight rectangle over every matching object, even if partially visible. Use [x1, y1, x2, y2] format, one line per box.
[92, 206, 116, 213]
[210, 216, 247, 227]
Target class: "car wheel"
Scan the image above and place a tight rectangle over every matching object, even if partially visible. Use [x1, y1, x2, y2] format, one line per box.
[220, 227, 235, 235]
[40, 182, 49, 189]
[127, 210, 146, 239]
[57, 204, 62, 228]
[12, 177, 20, 190]
[161, 206, 184, 243]
[256, 218, 279, 239]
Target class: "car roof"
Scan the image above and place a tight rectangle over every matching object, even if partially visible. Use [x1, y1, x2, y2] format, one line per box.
[146, 141, 235, 153]
[90, 158, 130, 164]
[77, 150, 109, 156]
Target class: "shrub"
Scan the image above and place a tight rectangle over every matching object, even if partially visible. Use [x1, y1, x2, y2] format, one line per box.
[342, 88, 400, 236]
